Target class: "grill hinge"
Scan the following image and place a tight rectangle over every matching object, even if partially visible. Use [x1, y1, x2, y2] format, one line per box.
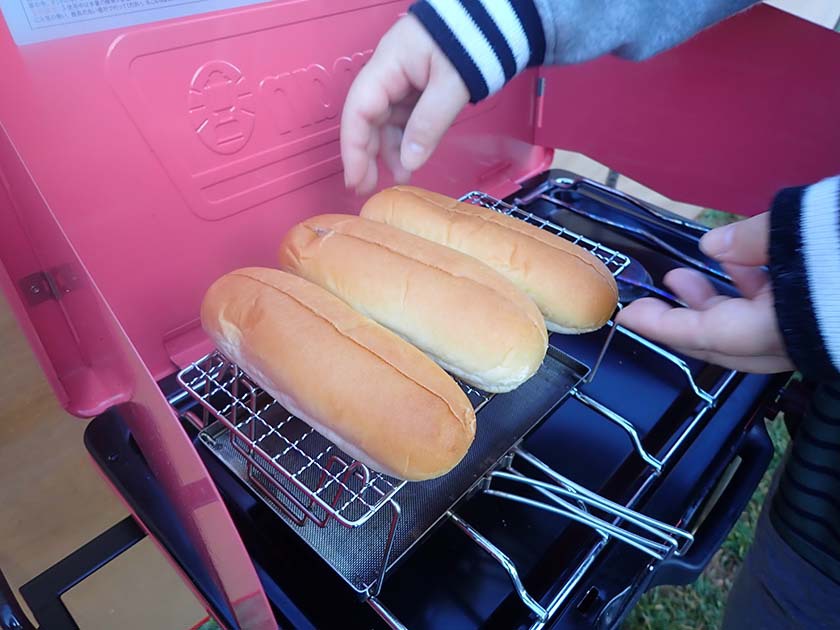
[20, 265, 80, 305]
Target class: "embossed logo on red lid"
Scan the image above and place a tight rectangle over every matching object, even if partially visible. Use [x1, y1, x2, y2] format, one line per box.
[106, 3, 499, 222]
[261, 52, 370, 137]
[188, 61, 255, 155]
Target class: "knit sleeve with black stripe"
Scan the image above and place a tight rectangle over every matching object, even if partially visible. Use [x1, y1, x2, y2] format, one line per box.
[770, 177, 840, 382]
[768, 176, 840, 583]
[408, 0, 758, 102]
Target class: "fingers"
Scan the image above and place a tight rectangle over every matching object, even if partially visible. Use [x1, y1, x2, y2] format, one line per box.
[379, 101, 417, 185]
[723, 263, 770, 300]
[699, 212, 769, 266]
[381, 124, 410, 184]
[610, 211, 787, 376]
[617, 294, 792, 371]
[356, 131, 380, 196]
[617, 298, 710, 351]
[400, 55, 469, 172]
[664, 264, 770, 306]
[341, 14, 466, 192]
[340, 26, 416, 193]
[618, 296, 770, 355]
[662, 268, 725, 310]
[616, 298, 793, 374]
[340, 63, 393, 192]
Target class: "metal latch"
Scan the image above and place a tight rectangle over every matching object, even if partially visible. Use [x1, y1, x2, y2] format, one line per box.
[20, 265, 80, 305]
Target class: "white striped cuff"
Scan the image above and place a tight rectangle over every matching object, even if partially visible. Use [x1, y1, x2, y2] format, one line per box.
[409, 0, 546, 102]
[801, 177, 840, 371]
[770, 175, 840, 380]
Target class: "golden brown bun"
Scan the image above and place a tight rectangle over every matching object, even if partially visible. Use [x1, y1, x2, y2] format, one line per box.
[200, 268, 476, 481]
[360, 186, 619, 333]
[278, 214, 548, 393]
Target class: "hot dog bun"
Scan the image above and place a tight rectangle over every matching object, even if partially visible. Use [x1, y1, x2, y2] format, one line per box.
[360, 186, 618, 333]
[200, 268, 476, 480]
[278, 214, 548, 393]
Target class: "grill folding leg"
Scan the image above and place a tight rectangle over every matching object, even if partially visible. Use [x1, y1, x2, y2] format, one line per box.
[445, 448, 693, 630]
[448, 511, 548, 621]
[366, 445, 696, 630]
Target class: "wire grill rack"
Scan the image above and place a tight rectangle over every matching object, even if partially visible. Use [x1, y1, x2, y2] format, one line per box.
[460, 190, 631, 277]
[177, 351, 493, 528]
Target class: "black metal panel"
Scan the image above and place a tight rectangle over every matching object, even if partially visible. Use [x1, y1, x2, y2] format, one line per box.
[17, 516, 144, 630]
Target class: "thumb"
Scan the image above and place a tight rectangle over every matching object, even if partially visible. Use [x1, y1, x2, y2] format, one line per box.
[699, 212, 769, 266]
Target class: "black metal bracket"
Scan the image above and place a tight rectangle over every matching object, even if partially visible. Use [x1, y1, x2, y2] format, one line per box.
[11, 517, 146, 630]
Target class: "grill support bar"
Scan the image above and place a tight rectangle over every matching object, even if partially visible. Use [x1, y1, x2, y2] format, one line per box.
[571, 389, 665, 473]
[411, 446, 695, 628]
[447, 511, 549, 621]
[372, 502, 401, 598]
[511, 450, 686, 546]
[467, 448, 692, 625]
[367, 596, 408, 630]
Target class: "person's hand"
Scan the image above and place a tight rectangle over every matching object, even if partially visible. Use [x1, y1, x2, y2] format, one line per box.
[616, 212, 793, 374]
[340, 15, 469, 195]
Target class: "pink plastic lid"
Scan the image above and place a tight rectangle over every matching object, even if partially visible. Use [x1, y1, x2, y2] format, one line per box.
[0, 0, 548, 416]
[2, 3, 838, 415]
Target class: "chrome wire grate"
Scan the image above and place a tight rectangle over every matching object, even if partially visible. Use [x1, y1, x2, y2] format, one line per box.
[177, 351, 493, 529]
[461, 190, 632, 278]
[178, 352, 404, 527]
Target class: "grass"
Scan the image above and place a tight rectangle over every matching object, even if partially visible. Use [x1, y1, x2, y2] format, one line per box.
[693, 209, 744, 229]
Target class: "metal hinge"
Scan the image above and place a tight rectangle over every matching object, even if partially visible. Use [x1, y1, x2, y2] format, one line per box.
[20, 265, 80, 305]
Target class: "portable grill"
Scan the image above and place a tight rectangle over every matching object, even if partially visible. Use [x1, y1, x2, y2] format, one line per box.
[1, 2, 838, 629]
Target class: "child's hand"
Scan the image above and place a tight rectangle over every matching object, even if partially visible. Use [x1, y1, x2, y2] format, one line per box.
[617, 213, 794, 374]
[340, 15, 469, 194]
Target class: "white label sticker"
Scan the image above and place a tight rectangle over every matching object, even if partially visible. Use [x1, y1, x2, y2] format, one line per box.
[0, 0, 267, 45]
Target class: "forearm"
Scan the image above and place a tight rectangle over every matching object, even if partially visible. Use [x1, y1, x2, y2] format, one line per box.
[769, 176, 840, 381]
[536, 0, 758, 64]
[409, 0, 759, 102]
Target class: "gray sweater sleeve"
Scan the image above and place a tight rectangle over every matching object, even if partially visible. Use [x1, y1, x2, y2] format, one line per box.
[408, 0, 759, 102]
